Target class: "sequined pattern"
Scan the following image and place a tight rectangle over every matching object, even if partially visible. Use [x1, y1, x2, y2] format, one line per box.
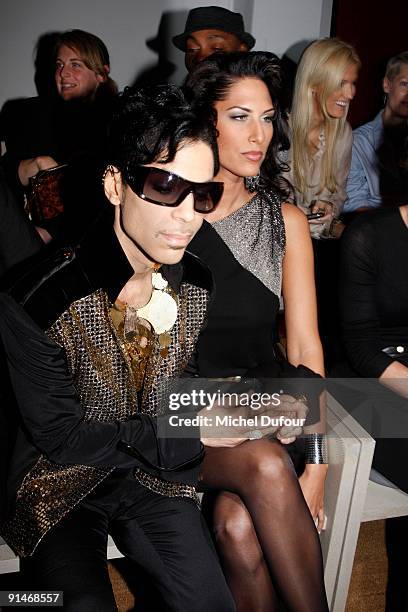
[3, 284, 209, 557]
[212, 190, 286, 297]
[134, 469, 200, 506]
[49, 290, 138, 422]
[5, 460, 109, 558]
[140, 283, 209, 416]
[134, 282, 209, 498]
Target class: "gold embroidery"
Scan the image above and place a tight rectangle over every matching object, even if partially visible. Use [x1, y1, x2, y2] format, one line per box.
[3, 284, 208, 557]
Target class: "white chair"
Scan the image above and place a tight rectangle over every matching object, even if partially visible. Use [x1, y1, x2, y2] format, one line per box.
[0, 536, 18, 574]
[323, 393, 408, 611]
[362, 469, 408, 523]
[322, 394, 375, 610]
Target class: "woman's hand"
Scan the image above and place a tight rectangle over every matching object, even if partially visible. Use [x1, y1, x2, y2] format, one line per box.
[299, 463, 328, 532]
[18, 156, 58, 186]
[201, 393, 307, 447]
[275, 394, 308, 444]
[308, 200, 334, 225]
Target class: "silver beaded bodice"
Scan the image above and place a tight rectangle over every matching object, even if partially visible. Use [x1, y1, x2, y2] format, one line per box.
[212, 191, 286, 297]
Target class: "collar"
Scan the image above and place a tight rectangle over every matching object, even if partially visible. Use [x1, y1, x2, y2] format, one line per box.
[372, 110, 386, 144]
[6, 207, 212, 310]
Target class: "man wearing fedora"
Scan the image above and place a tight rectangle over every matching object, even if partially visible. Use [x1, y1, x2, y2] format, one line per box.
[173, 6, 256, 72]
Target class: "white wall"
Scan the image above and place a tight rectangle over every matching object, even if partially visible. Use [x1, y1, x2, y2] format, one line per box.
[250, 0, 333, 61]
[0, 0, 333, 110]
[0, 0, 176, 106]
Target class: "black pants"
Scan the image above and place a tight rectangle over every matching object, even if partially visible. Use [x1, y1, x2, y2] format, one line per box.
[21, 472, 235, 612]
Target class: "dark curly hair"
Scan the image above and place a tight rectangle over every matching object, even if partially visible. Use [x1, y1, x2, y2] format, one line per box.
[108, 84, 219, 185]
[184, 51, 290, 197]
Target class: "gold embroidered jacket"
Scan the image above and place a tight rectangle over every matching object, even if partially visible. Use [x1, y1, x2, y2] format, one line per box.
[0, 211, 212, 556]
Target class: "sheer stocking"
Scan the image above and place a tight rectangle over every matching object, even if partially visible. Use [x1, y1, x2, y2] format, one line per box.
[201, 438, 329, 612]
[202, 490, 279, 611]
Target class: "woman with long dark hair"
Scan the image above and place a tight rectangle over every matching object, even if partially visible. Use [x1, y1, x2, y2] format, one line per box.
[185, 52, 329, 612]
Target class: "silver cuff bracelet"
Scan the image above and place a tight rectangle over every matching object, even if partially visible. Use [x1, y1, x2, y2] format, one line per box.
[305, 433, 328, 464]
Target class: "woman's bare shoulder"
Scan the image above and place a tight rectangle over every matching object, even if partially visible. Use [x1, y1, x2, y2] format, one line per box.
[281, 201, 309, 231]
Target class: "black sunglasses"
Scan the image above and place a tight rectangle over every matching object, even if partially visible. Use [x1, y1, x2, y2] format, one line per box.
[125, 166, 224, 213]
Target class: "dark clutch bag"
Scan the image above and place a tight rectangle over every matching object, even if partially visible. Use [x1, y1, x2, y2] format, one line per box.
[25, 164, 68, 225]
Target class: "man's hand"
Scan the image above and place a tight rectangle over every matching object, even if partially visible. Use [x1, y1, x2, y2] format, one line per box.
[35, 226, 53, 244]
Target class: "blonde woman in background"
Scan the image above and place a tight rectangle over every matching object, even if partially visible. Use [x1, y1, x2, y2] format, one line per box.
[287, 38, 360, 239]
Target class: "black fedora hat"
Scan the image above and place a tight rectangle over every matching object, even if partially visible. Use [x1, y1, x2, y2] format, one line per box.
[172, 6, 255, 51]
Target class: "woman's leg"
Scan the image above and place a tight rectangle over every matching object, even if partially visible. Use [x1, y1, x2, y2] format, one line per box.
[202, 438, 329, 612]
[203, 490, 279, 611]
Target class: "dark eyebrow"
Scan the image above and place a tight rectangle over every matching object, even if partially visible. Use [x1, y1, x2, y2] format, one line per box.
[226, 106, 251, 112]
[226, 106, 275, 113]
[187, 33, 227, 45]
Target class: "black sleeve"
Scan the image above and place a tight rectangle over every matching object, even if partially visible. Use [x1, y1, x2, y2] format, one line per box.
[0, 166, 43, 276]
[339, 219, 394, 377]
[0, 293, 163, 470]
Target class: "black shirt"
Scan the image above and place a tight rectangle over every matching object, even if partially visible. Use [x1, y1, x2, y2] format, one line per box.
[339, 207, 408, 377]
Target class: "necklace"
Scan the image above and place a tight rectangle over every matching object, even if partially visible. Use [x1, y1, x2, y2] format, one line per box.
[134, 272, 178, 334]
[125, 272, 178, 353]
[111, 271, 178, 390]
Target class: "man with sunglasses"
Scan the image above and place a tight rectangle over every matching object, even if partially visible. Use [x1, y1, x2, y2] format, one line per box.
[0, 86, 235, 611]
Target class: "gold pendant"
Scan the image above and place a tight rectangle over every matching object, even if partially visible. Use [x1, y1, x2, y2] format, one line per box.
[159, 331, 172, 348]
[159, 331, 172, 358]
[110, 305, 125, 329]
[137, 289, 177, 334]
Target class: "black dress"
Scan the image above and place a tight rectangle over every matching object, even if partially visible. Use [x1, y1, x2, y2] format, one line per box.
[188, 190, 321, 425]
[188, 191, 284, 378]
[339, 207, 408, 492]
